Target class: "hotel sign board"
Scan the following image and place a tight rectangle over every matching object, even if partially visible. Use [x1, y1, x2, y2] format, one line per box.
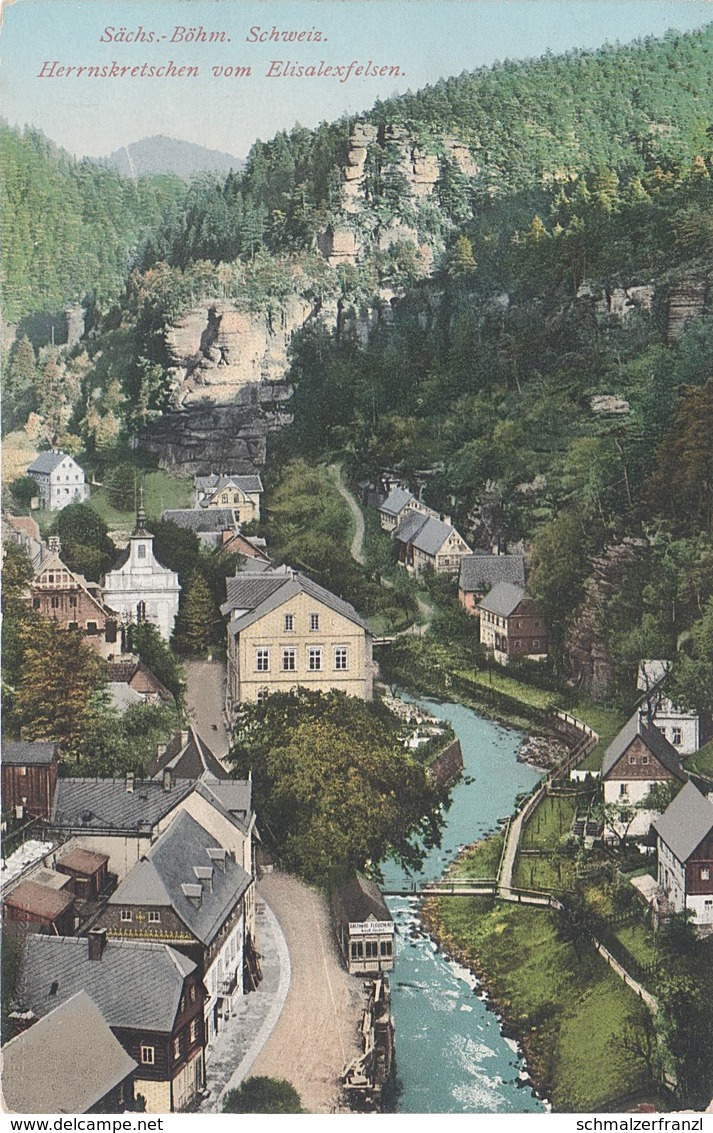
[348, 921, 395, 935]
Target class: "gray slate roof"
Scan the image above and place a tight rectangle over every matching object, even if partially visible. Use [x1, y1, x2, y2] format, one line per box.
[653, 780, 713, 862]
[478, 581, 527, 618]
[196, 473, 263, 495]
[459, 554, 526, 593]
[27, 451, 71, 475]
[149, 727, 226, 781]
[196, 777, 252, 834]
[20, 934, 195, 1033]
[2, 991, 137, 1114]
[332, 872, 393, 927]
[161, 508, 238, 532]
[51, 777, 194, 835]
[108, 811, 251, 946]
[222, 567, 371, 634]
[378, 486, 414, 516]
[601, 711, 687, 780]
[3, 740, 58, 765]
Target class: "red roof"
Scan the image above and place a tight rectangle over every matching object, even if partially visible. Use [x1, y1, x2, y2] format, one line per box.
[57, 848, 109, 875]
[4, 880, 74, 920]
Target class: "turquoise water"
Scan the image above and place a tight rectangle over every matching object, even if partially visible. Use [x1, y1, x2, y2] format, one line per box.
[381, 697, 546, 1113]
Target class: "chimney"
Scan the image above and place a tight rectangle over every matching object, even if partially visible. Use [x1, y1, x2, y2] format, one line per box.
[48, 535, 62, 556]
[88, 928, 107, 961]
[125, 771, 135, 794]
[180, 730, 189, 747]
[156, 743, 167, 759]
[163, 768, 172, 792]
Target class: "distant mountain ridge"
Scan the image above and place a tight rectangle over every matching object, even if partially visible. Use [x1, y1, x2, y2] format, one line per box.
[100, 134, 244, 179]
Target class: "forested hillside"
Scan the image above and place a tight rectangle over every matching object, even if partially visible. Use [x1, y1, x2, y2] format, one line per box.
[0, 124, 186, 323]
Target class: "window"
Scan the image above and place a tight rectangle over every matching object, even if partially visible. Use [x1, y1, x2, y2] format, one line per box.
[701, 867, 711, 881]
[32, 598, 40, 609]
[86, 621, 98, 636]
[282, 648, 296, 671]
[255, 648, 270, 672]
[137, 544, 146, 560]
[173, 1037, 181, 1060]
[308, 647, 323, 671]
[17, 766, 27, 776]
[334, 646, 349, 671]
[221, 493, 229, 503]
[671, 726, 683, 746]
[69, 595, 77, 607]
[148, 910, 161, 923]
[619, 784, 629, 797]
[532, 639, 540, 649]
[51, 596, 60, 609]
[68, 621, 78, 631]
[284, 613, 294, 632]
[136, 601, 146, 623]
[380, 940, 393, 957]
[140, 1046, 155, 1065]
[257, 688, 269, 705]
[120, 909, 132, 922]
[350, 941, 363, 959]
[309, 613, 320, 631]
[628, 755, 637, 765]
[365, 941, 379, 959]
[189, 1019, 198, 1044]
[641, 754, 650, 765]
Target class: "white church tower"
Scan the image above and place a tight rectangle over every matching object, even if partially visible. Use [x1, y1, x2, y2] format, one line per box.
[102, 503, 181, 641]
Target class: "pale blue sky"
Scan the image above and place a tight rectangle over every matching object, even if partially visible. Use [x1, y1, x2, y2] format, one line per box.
[2, 1, 712, 159]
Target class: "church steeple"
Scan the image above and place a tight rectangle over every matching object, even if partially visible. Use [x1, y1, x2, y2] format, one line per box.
[134, 485, 147, 535]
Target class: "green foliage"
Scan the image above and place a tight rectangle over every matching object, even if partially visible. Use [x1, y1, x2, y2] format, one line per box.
[221, 1077, 303, 1114]
[72, 702, 180, 778]
[172, 570, 219, 656]
[657, 970, 713, 1105]
[54, 503, 116, 581]
[226, 689, 448, 884]
[125, 622, 184, 702]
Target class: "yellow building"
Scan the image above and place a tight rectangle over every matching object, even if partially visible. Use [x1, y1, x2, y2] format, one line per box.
[194, 473, 263, 523]
[221, 566, 373, 713]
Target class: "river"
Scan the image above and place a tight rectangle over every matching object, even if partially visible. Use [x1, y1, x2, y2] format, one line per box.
[380, 696, 547, 1113]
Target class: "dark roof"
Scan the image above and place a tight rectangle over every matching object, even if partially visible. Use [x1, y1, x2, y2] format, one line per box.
[459, 554, 525, 593]
[223, 567, 370, 634]
[27, 451, 74, 475]
[161, 508, 238, 532]
[149, 727, 226, 780]
[653, 780, 713, 862]
[478, 581, 527, 618]
[601, 711, 687, 780]
[56, 848, 109, 875]
[51, 777, 193, 836]
[394, 509, 429, 544]
[108, 811, 251, 946]
[332, 873, 392, 926]
[20, 934, 195, 1033]
[2, 991, 137, 1114]
[410, 515, 462, 557]
[378, 486, 414, 516]
[196, 777, 252, 834]
[3, 740, 58, 766]
[196, 474, 263, 495]
[4, 880, 74, 921]
[105, 658, 174, 705]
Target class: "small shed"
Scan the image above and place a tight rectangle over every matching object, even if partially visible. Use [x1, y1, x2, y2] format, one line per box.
[55, 848, 110, 902]
[3, 880, 75, 935]
[332, 873, 395, 975]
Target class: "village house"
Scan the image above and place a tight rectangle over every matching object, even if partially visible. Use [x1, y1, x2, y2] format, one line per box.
[601, 711, 687, 840]
[2, 513, 44, 568]
[106, 655, 175, 707]
[221, 564, 373, 712]
[160, 507, 240, 549]
[331, 873, 395, 976]
[216, 529, 270, 564]
[96, 811, 254, 1050]
[637, 660, 702, 756]
[458, 553, 526, 614]
[378, 486, 445, 533]
[18, 931, 206, 1113]
[29, 550, 119, 659]
[26, 451, 89, 511]
[2, 991, 137, 1114]
[3, 740, 60, 820]
[149, 726, 226, 782]
[478, 583, 547, 665]
[3, 877, 76, 937]
[393, 511, 471, 574]
[194, 472, 263, 523]
[102, 507, 181, 642]
[54, 846, 110, 903]
[653, 780, 713, 930]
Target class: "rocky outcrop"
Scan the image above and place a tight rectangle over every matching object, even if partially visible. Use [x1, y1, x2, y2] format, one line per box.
[138, 397, 275, 475]
[565, 538, 649, 699]
[667, 278, 707, 341]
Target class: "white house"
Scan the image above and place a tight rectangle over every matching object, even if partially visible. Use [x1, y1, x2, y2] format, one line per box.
[637, 660, 700, 756]
[601, 711, 687, 839]
[27, 451, 88, 511]
[101, 507, 180, 641]
[653, 780, 713, 929]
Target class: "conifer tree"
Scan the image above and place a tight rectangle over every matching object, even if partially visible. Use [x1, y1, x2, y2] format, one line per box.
[172, 570, 218, 656]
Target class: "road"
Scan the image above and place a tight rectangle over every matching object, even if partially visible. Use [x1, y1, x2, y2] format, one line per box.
[184, 658, 230, 760]
[248, 872, 364, 1113]
[328, 464, 365, 565]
